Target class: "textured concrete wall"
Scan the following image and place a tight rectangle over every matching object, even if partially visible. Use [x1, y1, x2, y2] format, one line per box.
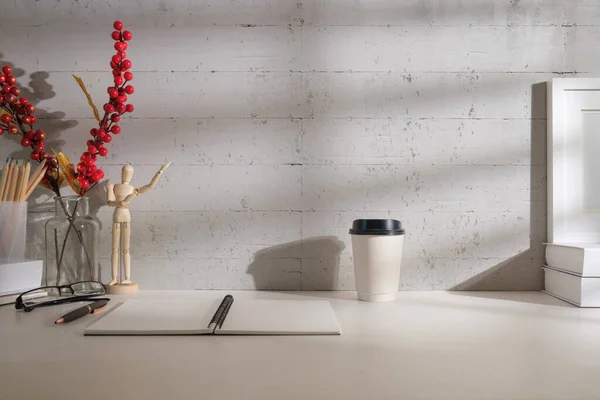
[2, 0, 591, 290]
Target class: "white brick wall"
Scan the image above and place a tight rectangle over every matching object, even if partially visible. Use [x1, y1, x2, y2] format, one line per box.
[3, 0, 592, 290]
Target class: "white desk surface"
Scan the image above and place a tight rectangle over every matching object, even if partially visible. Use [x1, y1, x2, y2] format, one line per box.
[2, 290, 600, 400]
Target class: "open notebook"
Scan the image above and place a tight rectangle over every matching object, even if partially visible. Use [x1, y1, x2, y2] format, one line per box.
[84, 295, 341, 336]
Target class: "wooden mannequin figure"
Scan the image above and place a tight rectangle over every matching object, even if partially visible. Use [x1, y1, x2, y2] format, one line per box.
[105, 162, 171, 294]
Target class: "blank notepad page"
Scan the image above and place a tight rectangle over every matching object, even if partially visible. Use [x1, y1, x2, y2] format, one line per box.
[216, 299, 341, 335]
[85, 299, 221, 335]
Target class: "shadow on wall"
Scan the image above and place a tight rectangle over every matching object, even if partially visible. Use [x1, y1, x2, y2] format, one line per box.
[247, 236, 345, 290]
[452, 82, 547, 290]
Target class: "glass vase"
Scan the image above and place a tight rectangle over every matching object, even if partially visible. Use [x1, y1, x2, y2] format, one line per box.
[44, 196, 100, 286]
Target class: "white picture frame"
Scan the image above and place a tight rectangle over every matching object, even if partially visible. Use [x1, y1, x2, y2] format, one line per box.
[548, 78, 600, 243]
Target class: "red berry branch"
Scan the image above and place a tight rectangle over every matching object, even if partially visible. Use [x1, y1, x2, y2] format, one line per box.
[74, 20, 135, 195]
[0, 64, 60, 193]
[0, 20, 135, 197]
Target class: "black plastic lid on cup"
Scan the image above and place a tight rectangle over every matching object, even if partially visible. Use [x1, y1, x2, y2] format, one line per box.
[349, 219, 405, 236]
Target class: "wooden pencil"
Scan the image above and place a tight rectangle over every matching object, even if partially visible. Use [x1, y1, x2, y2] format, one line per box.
[26, 159, 47, 195]
[24, 167, 47, 201]
[19, 161, 31, 202]
[0, 158, 10, 201]
[1, 160, 15, 201]
[6, 161, 19, 201]
[14, 162, 24, 202]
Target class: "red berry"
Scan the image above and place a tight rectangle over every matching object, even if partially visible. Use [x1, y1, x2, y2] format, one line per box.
[77, 163, 86, 173]
[97, 130, 107, 140]
[81, 152, 91, 160]
[1, 114, 11, 123]
[90, 128, 97, 137]
[88, 145, 98, 154]
[35, 130, 45, 140]
[98, 147, 108, 157]
[104, 133, 112, 143]
[41, 176, 49, 185]
[113, 21, 123, 30]
[92, 170, 104, 181]
[111, 31, 121, 41]
[21, 115, 31, 125]
[86, 140, 94, 147]
[118, 51, 127, 59]
[25, 130, 35, 139]
[42, 152, 50, 160]
[112, 68, 121, 77]
[114, 76, 124, 86]
[6, 76, 16, 85]
[20, 138, 31, 147]
[79, 179, 89, 189]
[121, 59, 132, 70]
[114, 42, 126, 52]
[117, 104, 126, 114]
[122, 30, 132, 41]
[87, 165, 98, 174]
[112, 55, 122, 64]
[104, 103, 115, 113]
[124, 85, 134, 95]
[108, 88, 118, 98]
[8, 126, 18, 134]
[34, 142, 44, 152]
[110, 61, 117, 69]
[125, 104, 134, 113]
[111, 114, 120, 123]
[2, 86, 11, 94]
[0, 75, 5, 85]
[122, 42, 128, 51]
[7, 95, 17, 103]
[111, 125, 121, 134]
[85, 158, 96, 166]
[116, 95, 127, 104]
[0, 94, 4, 102]
[25, 104, 35, 114]
[30, 116, 37, 124]
[19, 97, 29, 106]
[10, 87, 20, 96]
[124, 71, 133, 81]
[0, 127, 3, 135]
[2, 66, 12, 75]
[30, 152, 40, 161]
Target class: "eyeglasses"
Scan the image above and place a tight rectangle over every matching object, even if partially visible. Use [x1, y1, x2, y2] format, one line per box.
[15, 281, 106, 312]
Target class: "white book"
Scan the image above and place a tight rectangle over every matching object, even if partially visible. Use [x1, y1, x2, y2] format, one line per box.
[0, 260, 43, 296]
[85, 295, 342, 336]
[544, 243, 600, 277]
[543, 266, 600, 307]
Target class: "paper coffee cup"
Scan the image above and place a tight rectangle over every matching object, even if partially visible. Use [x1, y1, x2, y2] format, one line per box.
[349, 219, 405, 302]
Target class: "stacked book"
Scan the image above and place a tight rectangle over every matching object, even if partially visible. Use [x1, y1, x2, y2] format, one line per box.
[0, 260, 43, 305]
[544, 244, 600, 307]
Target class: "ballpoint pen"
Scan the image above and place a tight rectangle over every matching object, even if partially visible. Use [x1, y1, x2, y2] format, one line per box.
[55, 299, 110, 324]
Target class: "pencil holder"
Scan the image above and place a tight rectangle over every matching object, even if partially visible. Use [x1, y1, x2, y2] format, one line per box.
[0, 201, 27, 263]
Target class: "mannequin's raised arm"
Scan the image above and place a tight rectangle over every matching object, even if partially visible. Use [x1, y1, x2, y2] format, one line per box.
[135, 162, 171, 196]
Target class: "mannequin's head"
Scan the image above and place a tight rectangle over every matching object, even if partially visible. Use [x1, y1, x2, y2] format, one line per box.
[122, 164, 134, 184]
